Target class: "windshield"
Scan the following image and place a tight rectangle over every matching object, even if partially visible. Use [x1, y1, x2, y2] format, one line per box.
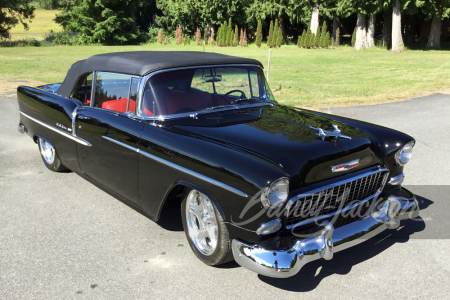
[141, 66, 274, 117]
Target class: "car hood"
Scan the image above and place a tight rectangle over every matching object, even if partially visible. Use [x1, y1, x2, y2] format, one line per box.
[166, 105, 382, 190]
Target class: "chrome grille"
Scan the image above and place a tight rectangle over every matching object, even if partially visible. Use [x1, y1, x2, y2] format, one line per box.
[286, 169, 388, 228]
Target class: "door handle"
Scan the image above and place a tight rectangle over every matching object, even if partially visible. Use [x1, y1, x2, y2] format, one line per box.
[78, 114, 90, 120]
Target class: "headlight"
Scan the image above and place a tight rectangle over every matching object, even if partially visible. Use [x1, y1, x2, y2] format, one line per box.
[261, 178, 289, 207]
[395, 141, 414, 166]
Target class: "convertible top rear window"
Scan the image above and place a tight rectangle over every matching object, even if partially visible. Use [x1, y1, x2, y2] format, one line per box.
[142, 66, 273, 117]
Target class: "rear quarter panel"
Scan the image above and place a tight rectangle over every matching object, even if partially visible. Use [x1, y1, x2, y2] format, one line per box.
[17, 86, 81, 172]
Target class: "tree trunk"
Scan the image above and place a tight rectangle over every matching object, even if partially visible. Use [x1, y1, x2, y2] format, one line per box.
[426, 13, 442, 50]
[279, 17, 287, 42]
[367, 14, 376, 48]
[382, 9, 392, 48]
[354, 13, 367, 50]
[310, 1, 319, 35]
[392, 0, 404, 52]
[332, 12, 340, 41]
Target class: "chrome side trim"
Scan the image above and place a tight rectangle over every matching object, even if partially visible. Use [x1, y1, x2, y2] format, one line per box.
[285, 167, 389, 216]
[71, 107, 78, 136]
[20, 111, 91, 147]
[101, 136, 248, 198]
[101, 136, 140, 152]
[139, 149, 249, 198]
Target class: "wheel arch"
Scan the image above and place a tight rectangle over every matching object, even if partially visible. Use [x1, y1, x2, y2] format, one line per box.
[156, 180, 226, 222]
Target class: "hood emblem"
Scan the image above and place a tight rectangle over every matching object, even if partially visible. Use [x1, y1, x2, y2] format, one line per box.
[331, 159, 360, 172]
[311, 124, 351, 141]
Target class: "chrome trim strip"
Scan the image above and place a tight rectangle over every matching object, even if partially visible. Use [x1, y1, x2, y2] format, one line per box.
[101, 136, 140, 152]
[256, 218, 282, 235]
[101, 136, 248, 198]
[139, 149, 249, 198]
[388, 173, 405, 185]
[20, 111, 91, 147]
[71, 107, 78, 136]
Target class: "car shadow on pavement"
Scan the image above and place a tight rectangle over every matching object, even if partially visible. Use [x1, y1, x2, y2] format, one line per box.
[257, 194, 431, 291]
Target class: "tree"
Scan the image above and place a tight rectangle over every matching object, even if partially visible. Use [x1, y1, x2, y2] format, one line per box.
[55, 0, 142, 44]
[196, 27, 201, 45]
[233, 25, 238, 46]
[267, 20, 274, 47]
[276, 20, 283, 47]
[322, 31, 330, 48]
[255, 20, 262, 47]
[0, 0, 35, 34]
[335, 27, 340, 46]
[310, 0, 320, 34]
[391, 0, 404, 51]
[417, 0, 450, 50]
[176, 26, 183, 45]
[158, 28, 163, 44]
[319, 21, 327, 48]
[351, 27, 356, 47]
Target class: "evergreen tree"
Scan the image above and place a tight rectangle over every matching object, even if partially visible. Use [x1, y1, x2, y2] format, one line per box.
[335, 28, 340, 47]
[255, 20, 262, 47]
[314, 31, 320, 48]
[243, 29, 247, 46]
[222, 21, 227, 45]
[267, 20, 274, 47]
[301, 29, 306, 48]
[276, 21, 283, 47]
[227, 17, 233, 46]
[233, 25, 238, 46]
[306, 28, 312, 48]
[297, 34, 302, 47]
[323, 31, 330, 48]
[351, 27, 356, 47]
[158, 28, 163, 44]
[319, 21, 327, 48]
[196, 27, 201, 45]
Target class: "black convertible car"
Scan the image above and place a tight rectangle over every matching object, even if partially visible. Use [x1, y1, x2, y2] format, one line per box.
[17, 51, 419, 278]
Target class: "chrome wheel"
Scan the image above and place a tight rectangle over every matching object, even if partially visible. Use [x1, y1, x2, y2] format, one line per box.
[39, 138, 55, 165]
[185, 190, 218, 256]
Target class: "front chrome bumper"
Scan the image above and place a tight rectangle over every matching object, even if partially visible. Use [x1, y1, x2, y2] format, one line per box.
[232, 195, 419, 278]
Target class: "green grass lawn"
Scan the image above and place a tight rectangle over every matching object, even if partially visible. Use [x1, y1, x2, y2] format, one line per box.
[1, 44, 450, 107]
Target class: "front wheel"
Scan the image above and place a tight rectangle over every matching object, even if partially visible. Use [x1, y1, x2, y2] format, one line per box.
[37, 137, 69, 172]
[181, 189, 233, 265]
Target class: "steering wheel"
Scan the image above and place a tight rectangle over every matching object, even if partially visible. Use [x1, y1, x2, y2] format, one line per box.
[215, 90, 246, 106]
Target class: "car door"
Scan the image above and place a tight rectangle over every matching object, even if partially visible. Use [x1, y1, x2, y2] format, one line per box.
[75, 72, 144, 205]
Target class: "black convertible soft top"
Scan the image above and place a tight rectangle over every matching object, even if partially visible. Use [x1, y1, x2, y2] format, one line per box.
[56, 51, 263, 98]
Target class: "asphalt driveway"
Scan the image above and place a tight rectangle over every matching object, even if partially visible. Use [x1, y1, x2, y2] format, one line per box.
[1, 90, 449, 299]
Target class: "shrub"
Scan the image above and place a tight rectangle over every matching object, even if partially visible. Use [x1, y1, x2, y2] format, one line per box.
[158, 29, 163, 44]
[164, 35, 168, 44]
[267, 20, 274, 47]
[196, 27, 201, 45]
[255, 20, 262, 47]
[275, 22, 283, 47]
[183, 35, 191, 45]
[335, 28, 340, 47]
[233, 25, 238, 46]
[27, 38, 40, 47]
[351, 27, 356, 47]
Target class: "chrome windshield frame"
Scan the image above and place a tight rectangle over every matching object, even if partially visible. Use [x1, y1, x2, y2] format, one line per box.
[136, 64, 274, 121]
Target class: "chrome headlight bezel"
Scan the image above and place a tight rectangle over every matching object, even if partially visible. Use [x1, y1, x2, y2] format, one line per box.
[261, 177, 290, 208]
[394, 141, 415, 166]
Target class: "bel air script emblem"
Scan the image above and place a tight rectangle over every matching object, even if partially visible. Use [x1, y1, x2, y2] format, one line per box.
[331, 159, 360, 172]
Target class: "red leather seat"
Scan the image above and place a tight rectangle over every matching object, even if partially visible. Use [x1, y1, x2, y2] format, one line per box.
[101, 98, 136, 114]
[164, 90, 213, 114]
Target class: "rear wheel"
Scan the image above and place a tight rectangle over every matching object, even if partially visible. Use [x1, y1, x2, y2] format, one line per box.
[37, 137, 69, 172]
[181, 189, 233, 265]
